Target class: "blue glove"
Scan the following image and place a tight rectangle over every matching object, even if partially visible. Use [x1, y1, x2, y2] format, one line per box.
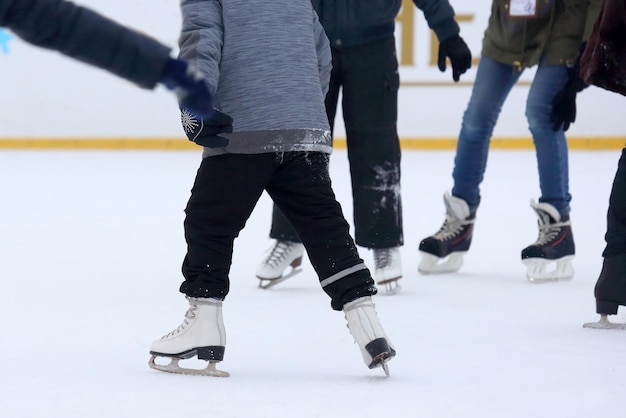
[159, 58, 214, 119]
[181, 108, 233, 148]
[438, 34, 472, 82]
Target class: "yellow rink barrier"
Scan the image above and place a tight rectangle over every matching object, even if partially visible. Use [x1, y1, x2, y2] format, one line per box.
[0, 137, 624, 151]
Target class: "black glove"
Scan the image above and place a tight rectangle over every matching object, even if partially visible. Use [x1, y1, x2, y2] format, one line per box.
[550, 43, 589, 132]
[181, 108, 233, 148]
[438, 34, 472, 82]
[159, 58, 214, 119]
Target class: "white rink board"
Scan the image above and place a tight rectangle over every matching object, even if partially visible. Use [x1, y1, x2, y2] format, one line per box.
[0, 0, 624, 140]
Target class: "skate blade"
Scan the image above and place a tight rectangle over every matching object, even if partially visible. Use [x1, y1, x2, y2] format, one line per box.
[523, 257, 574, 283]
[418, 252, 464, 275]
[372, 352, 392, 377]
[382, 361, 390, 377]
[149, 355, 230, 377]
[377, 277, 402, 295]
[583, 315, 626, 330]
[257, 267, 302, 289]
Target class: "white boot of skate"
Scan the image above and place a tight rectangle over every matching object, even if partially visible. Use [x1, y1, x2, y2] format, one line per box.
[256, 240, 305, 289]
[149, 297, 229, 377]
[343, 296, 396, 376]
[373, 247, 402, 295]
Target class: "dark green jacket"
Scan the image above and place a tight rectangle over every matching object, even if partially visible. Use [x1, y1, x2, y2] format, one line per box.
[482, 0, 603, 69]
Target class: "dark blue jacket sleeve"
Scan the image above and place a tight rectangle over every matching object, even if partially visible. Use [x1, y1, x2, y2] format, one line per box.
[413, 0, 460, 42]
[0, 0, 171, 89]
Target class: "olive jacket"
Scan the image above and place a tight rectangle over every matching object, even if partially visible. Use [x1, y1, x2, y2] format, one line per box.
[482, 0, 604, 69]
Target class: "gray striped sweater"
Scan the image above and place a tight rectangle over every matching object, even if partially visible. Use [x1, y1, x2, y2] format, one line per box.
[179, 0, 332, 156]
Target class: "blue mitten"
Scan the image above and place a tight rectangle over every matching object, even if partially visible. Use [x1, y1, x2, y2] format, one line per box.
[159, 58, 214, 119]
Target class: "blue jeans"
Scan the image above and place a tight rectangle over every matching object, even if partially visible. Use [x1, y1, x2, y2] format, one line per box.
[451, 56, 572, 217]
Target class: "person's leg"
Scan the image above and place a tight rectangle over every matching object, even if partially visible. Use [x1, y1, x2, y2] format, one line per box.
[267, 151, 395, 371]
[266, 152, 376, 310]
[451, 56, 521, 211]
[526, 58, 571, 216]
[268, 48, 343, 243]
[341, 36, 402, 249]
[520, 59, 575, 282]
[150, 154, 273, 376]
[604, 148, 626, 257]
[181, 154, 274, 298]
[418, 57, 519, 274]
[594, 148, 626, 314]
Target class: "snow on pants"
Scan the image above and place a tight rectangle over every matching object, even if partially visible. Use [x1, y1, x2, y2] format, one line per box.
[180, 151, 377, 311]
[269, 36, 403, 249]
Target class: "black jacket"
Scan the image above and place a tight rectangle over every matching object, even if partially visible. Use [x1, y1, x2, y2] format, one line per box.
[0, 0, 171, 89]
[311, 0, 461, 49]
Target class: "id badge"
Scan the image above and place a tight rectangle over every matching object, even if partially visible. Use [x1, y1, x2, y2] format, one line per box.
[508, 0, 537, 17]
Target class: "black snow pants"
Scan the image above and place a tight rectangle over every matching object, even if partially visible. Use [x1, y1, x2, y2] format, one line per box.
[270, 36, 403, 249]
[180, 152, 377, 311]
[594, 147, 626, 311]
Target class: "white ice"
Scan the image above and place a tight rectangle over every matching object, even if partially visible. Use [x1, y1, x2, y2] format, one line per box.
[0, 148, 624, 418]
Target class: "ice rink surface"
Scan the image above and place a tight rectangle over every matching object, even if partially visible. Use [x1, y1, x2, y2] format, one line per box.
[1, 148, 624, 418]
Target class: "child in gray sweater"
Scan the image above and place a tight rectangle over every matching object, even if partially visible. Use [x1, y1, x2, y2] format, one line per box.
[148, 0, 396, 377]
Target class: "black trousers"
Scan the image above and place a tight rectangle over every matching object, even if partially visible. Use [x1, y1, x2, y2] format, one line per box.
[270, 36, 403, 249]
[180, 152, 376, 311]
[603, 148, 626, 258]
[594, 148, 626, 309]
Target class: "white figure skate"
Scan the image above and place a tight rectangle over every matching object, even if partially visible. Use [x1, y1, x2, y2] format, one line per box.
[149, 297, 229, 377]
[373, 247, 402, 295]
[343, 296, 396, 376]
[256, 240, 305, 289]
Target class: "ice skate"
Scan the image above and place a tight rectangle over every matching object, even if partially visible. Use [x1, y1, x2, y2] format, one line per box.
[583, 315, 626, 330]
[583, 257, 626, 329]
[149, 297, 229, 377]
[256, 240, 305, 289]
[373, 247, 402, 295]
[521, 200, 575, 283]
[343, 296, 396, 376]
[418, 192, 474, 274]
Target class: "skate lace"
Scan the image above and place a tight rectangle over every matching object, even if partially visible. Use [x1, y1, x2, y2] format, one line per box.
[263, 241, 296, 268]
[533, 219, 568, 246]
[432, 214, 470, 241]
[374, 248, 394, 270]
[162, 304, 198, 339]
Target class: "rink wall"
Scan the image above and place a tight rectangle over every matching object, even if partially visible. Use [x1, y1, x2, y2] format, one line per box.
[0, 0, 624, 150]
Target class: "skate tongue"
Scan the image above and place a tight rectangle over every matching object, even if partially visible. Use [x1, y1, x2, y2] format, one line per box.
[443, 192, 470, 220]
[530, 199, 561, 223]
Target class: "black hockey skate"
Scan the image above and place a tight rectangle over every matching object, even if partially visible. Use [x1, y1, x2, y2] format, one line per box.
[418, 192, 474, 274]
[584, 255, 626, 330]
[521, 200, 575, 283]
